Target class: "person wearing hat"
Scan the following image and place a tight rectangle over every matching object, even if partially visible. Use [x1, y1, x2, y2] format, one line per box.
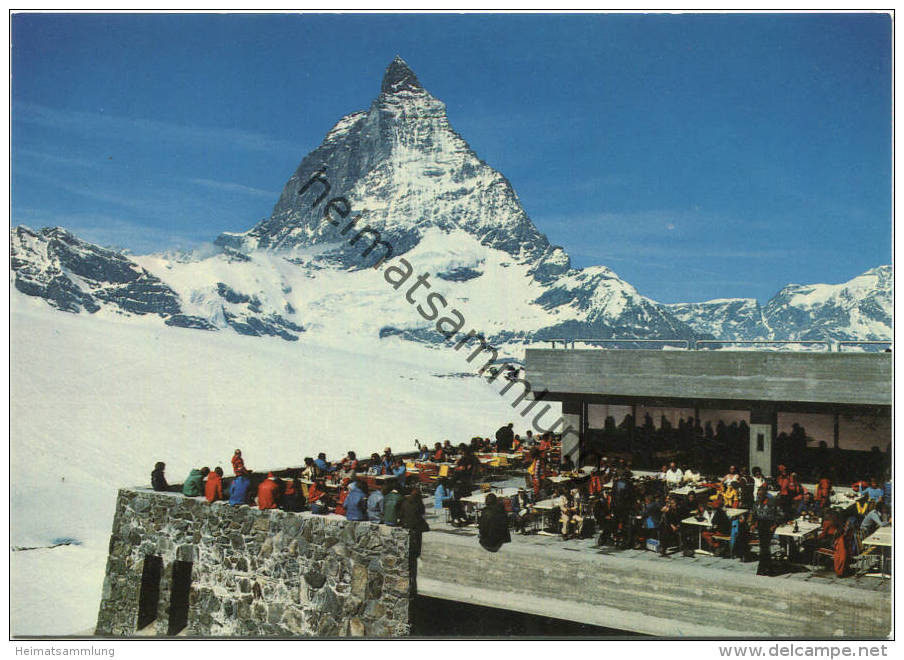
[231, 450, 246, 476]
[256, 472, 281, 510]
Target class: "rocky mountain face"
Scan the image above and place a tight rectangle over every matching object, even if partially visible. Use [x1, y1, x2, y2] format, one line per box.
[215, 57, 569, 281]
[9, 58, 892, 349]
[663, 266, 892, 343]
[9, 226, 305, 341]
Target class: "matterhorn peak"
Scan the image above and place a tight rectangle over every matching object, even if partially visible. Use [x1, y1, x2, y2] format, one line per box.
[381, 56, 422, 95]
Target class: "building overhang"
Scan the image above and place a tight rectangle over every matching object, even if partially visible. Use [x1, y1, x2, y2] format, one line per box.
[525, 349, 892, 408]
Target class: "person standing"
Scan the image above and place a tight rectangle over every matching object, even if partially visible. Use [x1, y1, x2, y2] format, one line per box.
[753, 483, 781, 576]
[495, 423, 514, 453]
[231, 449, 246, 476]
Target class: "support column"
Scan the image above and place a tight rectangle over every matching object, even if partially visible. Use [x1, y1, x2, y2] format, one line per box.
[561, 400, 582, 467]
[749, 405, 777, 477]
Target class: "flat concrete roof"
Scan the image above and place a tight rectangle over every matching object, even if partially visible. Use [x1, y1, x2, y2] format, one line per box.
[525, 349, 892, 407]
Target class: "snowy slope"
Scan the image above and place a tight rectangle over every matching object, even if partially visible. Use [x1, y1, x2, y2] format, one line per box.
[10, 293, 548, 635]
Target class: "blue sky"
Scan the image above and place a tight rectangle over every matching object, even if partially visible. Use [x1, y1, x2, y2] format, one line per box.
[11, 13, 891, 303]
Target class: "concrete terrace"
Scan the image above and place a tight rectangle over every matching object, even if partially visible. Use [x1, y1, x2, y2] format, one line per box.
[415, 478, 891, 638]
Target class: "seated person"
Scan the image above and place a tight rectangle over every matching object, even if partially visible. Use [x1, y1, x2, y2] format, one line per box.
[683, 465, 702, 485]
[861, 478, 885, 504]
[434, 478, 453, 513]
[721, 481, 740, 509]
[558, 490, 584, 539]
[279, 474, 306, 512]
[151, 462, 168, 491]
[366, 453, 382, 476]
[338, 451, 359, 478]
[560, 455, 576, 473]
[301, 457, 318, 481]
[367, 483, 384, 522]
[307, 480, 329, 514]
[796, 491, 820, 518]
[333, 482, 350, 516]
[860, 501, 890, 538]
[228, 472, 252, 507]
[204, 467, 224, 503]
[722, 465, 741, 484]
[814, 474, 833, 509]
[643, 493, 663, 531]
[344, 479, 368, 521]
[256, 472, 281, 510]
[658, 496, 683, 556]
[382, 485, 403, 526]
[391, 458, 407, 485]
[478, 493, 512, 552]
[414, 440, 430, 462]
[701, 500, 732, 556]
[182, 467, 210, 497]
[314, 453, 337, 474]
[432, 442, 445, 462]
[665, 462, 683, 488]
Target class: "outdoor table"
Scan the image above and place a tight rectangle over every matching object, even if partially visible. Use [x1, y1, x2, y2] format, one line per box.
[681, 508, 748, 555]
[527, 497, 561, 534]
[670, 485, 711, 497]
[460, 487, 520, 506]
[774, 518, 821, 564]
[862, 525, 893, 577]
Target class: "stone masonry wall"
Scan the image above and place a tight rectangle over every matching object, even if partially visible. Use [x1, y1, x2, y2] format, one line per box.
[95, 489, 412, 637]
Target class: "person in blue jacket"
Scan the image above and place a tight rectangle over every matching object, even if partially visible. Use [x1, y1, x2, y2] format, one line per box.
[392, 458, 407, 486]
[434, 478, 453, 513]
[229, 473, 252, 506]
[344, 480, 369, 521]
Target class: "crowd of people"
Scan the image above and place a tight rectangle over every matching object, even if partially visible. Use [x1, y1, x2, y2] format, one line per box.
[149, 424, 891, 579]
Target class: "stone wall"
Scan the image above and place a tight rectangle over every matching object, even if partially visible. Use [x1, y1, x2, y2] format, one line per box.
[95, 488, 412, 637]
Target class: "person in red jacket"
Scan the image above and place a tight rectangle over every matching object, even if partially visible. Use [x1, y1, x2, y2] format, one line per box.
[815, 474, 833, 510]
[256, 472, 280, 509]
[231, 449, 246, 476]
[205, 467, 224, 502]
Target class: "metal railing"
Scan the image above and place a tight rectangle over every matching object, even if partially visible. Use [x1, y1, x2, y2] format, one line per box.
[540, 338, 892, 352]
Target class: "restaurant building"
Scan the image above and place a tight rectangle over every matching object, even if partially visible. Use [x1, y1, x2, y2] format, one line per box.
[524, 347, 892, 481]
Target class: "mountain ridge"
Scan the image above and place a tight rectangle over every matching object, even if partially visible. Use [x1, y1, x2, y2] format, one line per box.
[9, 57, 892, 348]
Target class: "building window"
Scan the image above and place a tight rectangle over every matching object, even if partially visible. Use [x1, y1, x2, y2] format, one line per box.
[137, 555, 163, 631]
[167, 560, 193, 635]
[756, 433, 765, 452]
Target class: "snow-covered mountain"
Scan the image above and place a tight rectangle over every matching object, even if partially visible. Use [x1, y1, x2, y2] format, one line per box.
[664, 298, 771, 341]
[663, 266, 892, 342]
[8, 57, 892, 347]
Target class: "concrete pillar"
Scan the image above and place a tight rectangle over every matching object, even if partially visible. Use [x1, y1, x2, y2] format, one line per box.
[561, 400, 582, 466]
